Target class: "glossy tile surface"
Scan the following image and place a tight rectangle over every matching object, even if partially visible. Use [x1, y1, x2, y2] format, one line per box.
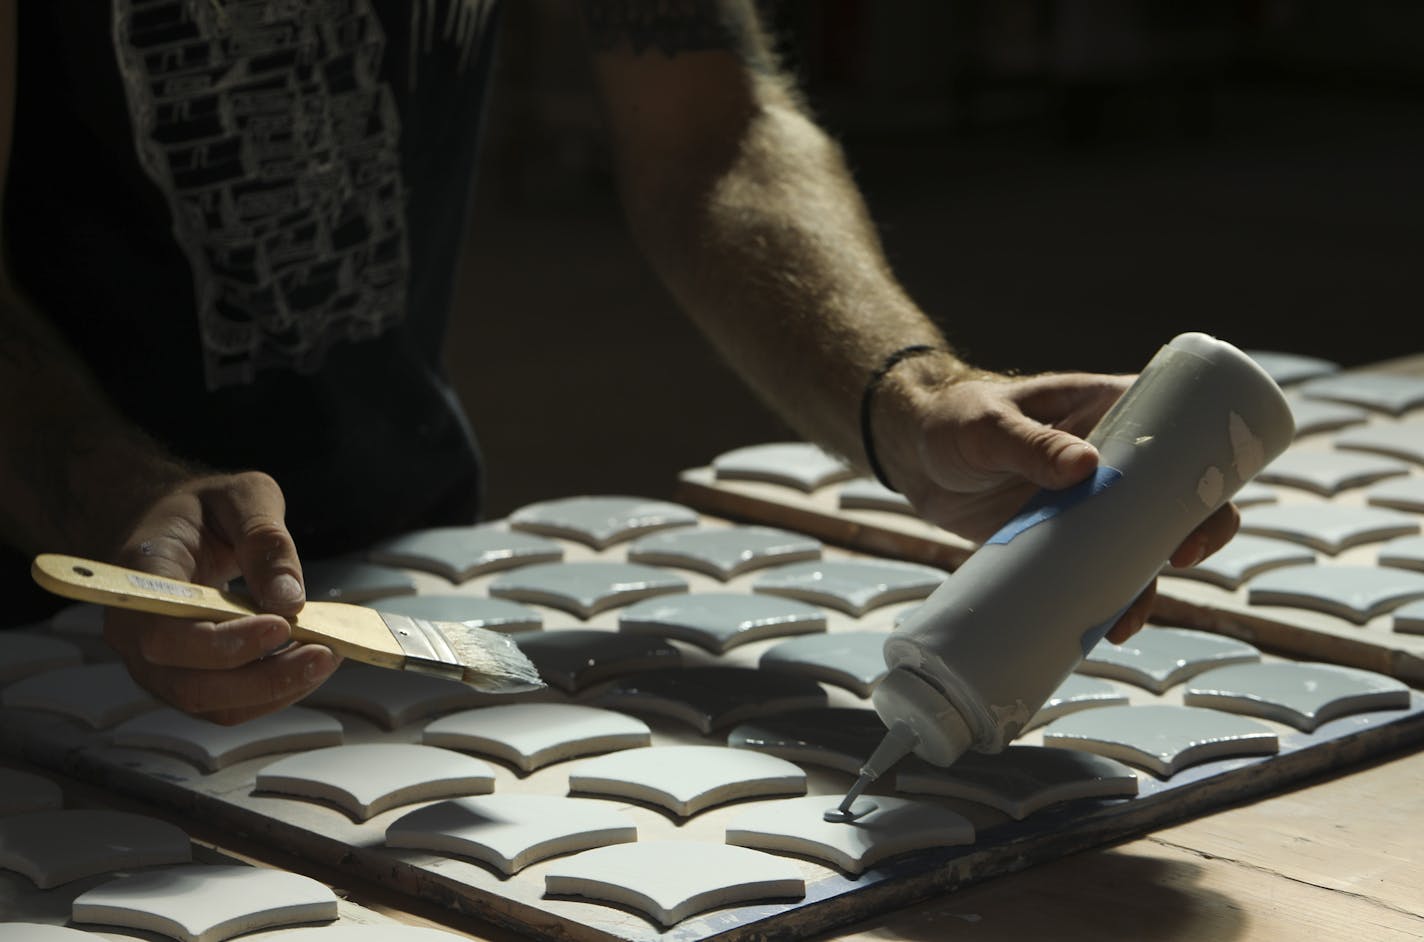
[618, 593, 827, 654]
[386, 795, 637, 875]
[112, 706, 344, 772]
[544, 842, 805, 927]
[0, 633, 82, 686]
[302, 661, 486, 729]
[1335, 418, 1424, 466]
[367, 525, 564, 582]
[1248, 351, 1338, 386]
[1042, 704, 1279, 777]
[1078, 627, 1261, 693]
[837, 478, 916, 514]
[0, 769, 62, 816]
[725, 708, 890, 774]
[513, 629, 682, 693]
[507, 496, 698, 549]
[896, 745, 1139, 820]
[1238, 503, 1419, 553]
[363, 594, 544, 634]
[1246, 564, 1424, 623]
[1378, 534, 1424, 572]
[2, 663, 157, 729]
[1184, 661, 1411, 731]
[1298, 372, 1424, 415]
[1285, 396, 1370, 437]
[1255, 449, 1409, 495]
[423, 703, 650, 772]
[0, 809, 190, 888]
[626, 526, 822, 580]
[594, 667, 827, 734]
[256, 743, 495, 820]
[757, 631, 888, 696]
[568, 745, 806, 816]
[1167, 534, 1316, 590]
[488, 561, 688, 618]
[712, 442, 855, 492]
[752, 559, 946, 616]
[1366, 476, 1424, 513]
[1025, 675, 1132, 730]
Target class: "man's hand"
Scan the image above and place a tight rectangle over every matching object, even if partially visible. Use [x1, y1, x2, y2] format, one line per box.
[104, 471, 339, 725]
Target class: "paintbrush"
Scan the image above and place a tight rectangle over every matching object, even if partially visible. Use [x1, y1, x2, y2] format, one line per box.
[31, 554, 544, 693]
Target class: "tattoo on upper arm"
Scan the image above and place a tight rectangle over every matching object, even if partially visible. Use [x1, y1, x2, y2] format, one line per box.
[580, 0, 776, 69]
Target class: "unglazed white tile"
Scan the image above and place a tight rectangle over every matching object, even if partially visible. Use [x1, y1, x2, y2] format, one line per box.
[72, 864, 337, 942]
[752, 559, 946, 616]
[837, 477, 916, 514]
[0, 926, 98, 941]
[293, 559, 418, 603]
[1285, 396, 1370, 437]
[1042, 704, 1279, 777]
[1230, 481, 1280, 507]
[363, 594, 544, 634]
[1184, 662, 1411, 732]
[594, 667, 827, 734]
[111, 706, 343, 772]
[1299, 372, 1424, 415]
[568, 745, 805, 817]
[256, 743, 495, 821]
[250, 929, 471, 942]
[1335, 418, 1424, 466]
[488, 561, 688, 618]
[1246, 564, 1424, 624]
[387, 795, 637, 875]
[48, 602, 105, 637]
[1166, 534, 1316, 590]
[0, 769, 62, 815]
[711, 442, 855, 492]
[1238, 503, 1419, 553]
[2, 663, 158, 729]
[367, 525, 565, 582]
[1378, 535, 1424, 572]
[1254, 449, 1410, 495]
[1367, 476, 1424, 513]
[0, 809, 190, 888]
[1248, 351, 1339, 386]
[507, 496, 698, 549]
[1393, 599, 1424, 634]
[757, 631, 888, 696]
[626, 526, 822, 579]
[544, 842, 805, 927]
[0, 632, 82, 686]
[423, 703, 650, 772]
[618, 593, 827, 654]
[725, 795, 974, 875]
[1024, 675, 1132, 731]
[301, 661, 486, 729]
[896, 745, 1139, 820]
[725, 707, 891, 774]
[1078, 627, 1260, 693]
[513, 629, 681, 693]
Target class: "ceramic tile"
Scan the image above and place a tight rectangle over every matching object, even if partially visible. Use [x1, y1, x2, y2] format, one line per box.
[543, 842, 805, 927]
[488, 562, 688, 618]
[302, 661, 487, 729]
[0, 926, 97, 941]
[1393, 599, 1424, 635]
[725, 795, 974, 876]
[1254, 449, 1410, 495]
[251, 929, 471, 942]
[366, 525, 565, 582]
[71, 864, 338, 942]
[0, 809, 190, 888]
[111, 706, 344, 772]
[711, 442, 855, 492]
[1246, 564, 1424, 623]
[1285, 396, 1370, 437]
[1298, 372, 1424, 415]
[752, 559, 946, 616]
[618, 593, 827, 654]
[513, 629, 682, 693]
[363, 594, 544, 634]
[1379, 535, 1424, 572]
[2, 663, 158, 729]
[1078, 627, 1261, 693]
[1230, 481, 1280, 507]
[757, 631, 888, 696]
[725, 707, 892, 775]
[290, 559, 418, 604]
[1165, 534, 1316, 590]
[386, 794, 638, 876]
[1248, 351, 1339, 386]
[1237, 503, 1420, 553]
[1024, 675, 1132, 731]
[507, 496, 699, 549]
[1366, 476, 1424, 513]
[567, 745, 805, 817]
[1041, 704, 1279, 777]
[625, 526, 822, 580]
[0, 632, 82, 686]
[837, 478, 916, 514]
[594, 667, 827, 734]
[48, 603, 104, 637]
[1184, 661, 1411, 732]
[0, 769, 63, 816]
[255, 743, 495, 821]
[423, 703, 651, 772]
[895, 745, 1139, 820]
[1335, 418, 1424, 466]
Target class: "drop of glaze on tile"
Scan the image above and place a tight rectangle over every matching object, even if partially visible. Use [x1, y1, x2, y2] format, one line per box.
[363, 594, 544, 634]
[1078, 627, 1261, 693]
[837, 478, 916, 514]
[386, 794, 638, 876]
[1042, 704, 1279, 777]
[725, 707, 891, 774]
[1246, 564, 1424, 624]
[895, 745, 1139, 820]
[1255, 449, 1410, 495]
[725, 794, 974, 876]
[1238, 503, 1419, 554]
[752, 559, 946, 616]
[488, 561, 689, 618]
[366, 525, 565, 582]
[567, 745, 805, 817]
[111, 706, 344, 772]
[302, 661, 488, 730]
[48, 603, 105, 637]
[544, 842, 805, 927]
[0, 633, 82, 686]
[594, 667, 827, 734]
[1367, 476, 1424, 513]
[757, 631, 888, 696]
[626, 525, 822, 580]
[0, 769, 63, 816]
[1299, 372, 1424, 415]
[1392, 598, 1424, 635]
[255, 743, 495, 821]
[712, 442, 855, 492]
[1284, 396, 1371, 437]
[513, 629, 681, 693]
[507, 496, 699, 549]
[1378, 534, 1424, 573]
[1247, 351, 1339, 386]
[423, 703, 650, 772]
[2, 663, 158, 729]
[618, 592, 827, 654]
[71, 864, 338, 942]
[0, 809, 191, 888]
[1024, 675, 1131, 731]
[1165, 534, 1316, 590]
[1184, 661, 1411, 732]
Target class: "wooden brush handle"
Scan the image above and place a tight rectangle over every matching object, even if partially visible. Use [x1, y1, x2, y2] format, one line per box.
[31, 554, 263, 623]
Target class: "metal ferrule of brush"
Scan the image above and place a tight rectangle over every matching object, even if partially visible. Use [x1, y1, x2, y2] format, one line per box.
[380, 612, 467, 682]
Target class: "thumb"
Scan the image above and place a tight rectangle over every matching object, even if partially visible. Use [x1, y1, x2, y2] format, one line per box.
[204, 472, 305, 617]
[982, 412, 1101, 491]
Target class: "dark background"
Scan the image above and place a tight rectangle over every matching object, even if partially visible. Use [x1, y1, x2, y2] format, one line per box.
[448, 0, 1424, 519]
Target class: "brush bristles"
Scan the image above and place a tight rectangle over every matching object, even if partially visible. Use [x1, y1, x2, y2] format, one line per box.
[444, 624, 545, 692]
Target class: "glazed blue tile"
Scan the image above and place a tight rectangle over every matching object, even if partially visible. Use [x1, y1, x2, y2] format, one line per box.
[725, 707, 890, 774]
[837, 478, 916, 514]
[1248, 351, 1339, 387]
[507, 496, 699, 549]
[367, 525, 564, 582]
[1078, 627, 1260, 694]
[488, 561, 688, 618]
[752, 559, 946, 616]
[1255, 449, 1409, 496]
[712, 442, 855, 492]
[1238, 503, 1419, 554]
[1166, 534, 1316, 590]
[1247, 564, 1424, 623]
[1041, 704, 1279, 777]
[618, 593, 827, 654]
[1298, 372, 1424, 416]
[1378, 535, 1424, 573]
[625, 526, 821, 580]
[1335, 418, 1424, 466]
[757, 631, 888, 696]
[895, 745, 1139, 820]
[1285, 396, 1370, 437]
[1025, 674, 1131, 730]
[1366, 476, 1424, 513]
[514, 629, 682, 693]
[1184, 661, 1410, 732]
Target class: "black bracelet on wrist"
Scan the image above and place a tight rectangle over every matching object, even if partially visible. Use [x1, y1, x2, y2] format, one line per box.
[859, 343, 943, 493]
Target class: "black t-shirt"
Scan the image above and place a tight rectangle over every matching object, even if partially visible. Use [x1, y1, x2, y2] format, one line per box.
[4, 0, 503, 620]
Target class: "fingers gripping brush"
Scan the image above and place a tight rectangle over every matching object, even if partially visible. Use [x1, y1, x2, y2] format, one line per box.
[828, 333, 1295, 822]
[31, 554, 545, 693]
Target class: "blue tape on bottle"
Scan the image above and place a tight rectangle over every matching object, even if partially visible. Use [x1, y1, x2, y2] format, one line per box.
[985, 465, 1123, 546]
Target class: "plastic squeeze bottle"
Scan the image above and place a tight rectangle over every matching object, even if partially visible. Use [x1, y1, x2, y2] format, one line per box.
[829, 332, 1295, 820]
